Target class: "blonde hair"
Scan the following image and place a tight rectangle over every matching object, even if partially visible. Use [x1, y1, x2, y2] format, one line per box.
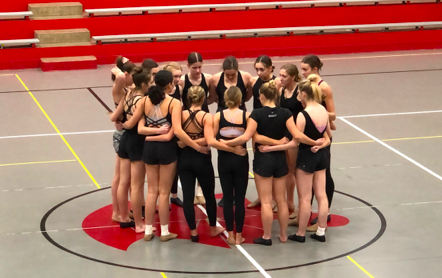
[187, 86, 205, 105]
[224, 86, 242, 108]
[298, 74, 322, 103]
[259, 80, 279, 103]
[163, 62, 182, 72]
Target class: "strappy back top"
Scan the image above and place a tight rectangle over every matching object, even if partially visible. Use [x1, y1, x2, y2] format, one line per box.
[183, 74, 209, 112]
[123, 91, 142, 132]
[299, 110, 327, 149]
[144, 98, 173, 136]
[182, 110, 207, 140]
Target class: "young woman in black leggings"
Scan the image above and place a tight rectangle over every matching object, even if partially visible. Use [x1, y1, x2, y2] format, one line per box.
[301, 55, 336, 228]
[177, 86, 245, 242]
[213, 86, 250, 245]
[224, 81, 325, 246]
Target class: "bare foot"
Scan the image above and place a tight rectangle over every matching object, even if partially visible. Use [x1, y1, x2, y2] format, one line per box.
[279, 234, 288, 243]
[227, 236, 236, 245]
[236, 235, 245, 245]
[135, 224, 145, 234]
[247, 199, 261, 208]
[211, 226, 225, 237]
[112, 214, 121, 222]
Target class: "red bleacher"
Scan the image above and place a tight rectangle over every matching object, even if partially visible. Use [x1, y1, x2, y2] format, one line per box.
[0, 0, 441, 70]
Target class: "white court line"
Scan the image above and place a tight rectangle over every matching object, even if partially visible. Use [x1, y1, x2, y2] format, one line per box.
[202, 51, 442, 66]
[340, 110, 442, 119]
[0, 74, 14, 77]
[178, 181, 271, 278]
[339, 117, 442, 182]
[0, 130, 114, 140]
[1, 109, 442, 140]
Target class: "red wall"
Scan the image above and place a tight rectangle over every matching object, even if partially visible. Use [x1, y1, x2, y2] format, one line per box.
[1, 4, 441, 40]
[1, 29, 442, 70]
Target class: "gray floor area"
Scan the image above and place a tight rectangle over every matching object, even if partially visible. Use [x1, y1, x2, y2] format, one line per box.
[1, 49, 442, 278]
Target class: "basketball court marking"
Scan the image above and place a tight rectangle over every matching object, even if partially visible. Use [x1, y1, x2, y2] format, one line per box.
[339, 117, 442, 182]
[0, 159, 76, 167]
[347, 256, 375, 278]
[15, 74, 101, 189]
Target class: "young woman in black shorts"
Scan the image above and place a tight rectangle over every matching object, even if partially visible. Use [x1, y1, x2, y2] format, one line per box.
[163, 62, 184, 207]
[224, 81, 325, 246]
[247, 55, 281, 209]
[301, 55, 336, 227]
[139, 70, 181, 242]
[177, 86, 245, 242]
[213, 86, 250, 245]
[289, 75, 331, 243]
[110, 57, 135, 223]
[111, 67, 150, 232]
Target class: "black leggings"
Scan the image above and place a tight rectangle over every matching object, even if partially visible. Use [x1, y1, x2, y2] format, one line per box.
[171, 174, 178, 195]
[218, 152, 249, 233]
[178, 147, 217, 230]
[312, 139, 335, 208]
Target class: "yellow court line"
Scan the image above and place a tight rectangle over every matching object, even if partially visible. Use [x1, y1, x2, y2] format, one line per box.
[249, 171, 254, 178]
[382, 135, 442, 142]
[347, 256, 375, 278]
[160, 273, 168, 278]
[0, 159, 76, 167]
[15, 74, 101, 189]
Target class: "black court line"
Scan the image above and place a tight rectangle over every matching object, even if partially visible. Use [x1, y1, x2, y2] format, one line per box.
[40, 187, 386, 275]
[2, 67, 442, 95]
[87, 87, 112, 113]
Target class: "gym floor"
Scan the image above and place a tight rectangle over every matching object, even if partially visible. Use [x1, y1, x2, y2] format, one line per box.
[1, 49, 442, 278]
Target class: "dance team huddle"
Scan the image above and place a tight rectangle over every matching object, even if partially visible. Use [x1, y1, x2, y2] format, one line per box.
[109, 52, 336, 246]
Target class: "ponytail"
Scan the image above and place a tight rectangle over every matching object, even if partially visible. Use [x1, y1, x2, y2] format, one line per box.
[298, 74, 322, 103]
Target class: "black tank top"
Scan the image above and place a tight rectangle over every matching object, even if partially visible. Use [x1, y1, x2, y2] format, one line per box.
[253, 75, 276, 110]
[169, 85, 181, 101]
[280, 86, 303, 123]
[183, 74, 209, 112]
[218, 110, 247, 149]
[299, 110, 326, 149]
[216, 72, 247, 111]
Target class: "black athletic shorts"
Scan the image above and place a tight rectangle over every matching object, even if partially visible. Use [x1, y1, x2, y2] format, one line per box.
[296, 147, 328, 174]
[118, 131, 144, 162]
[253, 150, 288, 178]
[143, 140, 178, 165]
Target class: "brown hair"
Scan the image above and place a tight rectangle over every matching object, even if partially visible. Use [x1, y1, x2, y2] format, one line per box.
[298, 74, 322, 103]
[224, 86, 242, 108]
[281, 64, 301, 82]
[302, 55, 323, 71]
[187, 52, 203, 65]
[187, 86, 205, 106]
[222, 56, 239, 71]
[254, 55, 274, 72]
[259, 80, 279, 103]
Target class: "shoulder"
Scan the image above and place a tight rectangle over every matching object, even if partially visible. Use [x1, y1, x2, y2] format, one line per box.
[239, 70, 252, 79]
[278, 87, 283, 95]
[211, 72, 222, 83]
[251, 76, 258, 86]
[204, 73, 212, 80]
[245, 111, 251, 119]
[320, 81, 332, 94]
[214, 111, 221, 120]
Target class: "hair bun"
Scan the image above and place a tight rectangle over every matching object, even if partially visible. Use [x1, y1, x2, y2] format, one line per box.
[307, 74, 320, 83]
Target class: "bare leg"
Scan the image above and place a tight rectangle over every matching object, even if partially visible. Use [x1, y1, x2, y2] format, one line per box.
[145, 165, 159, 228]
[117, 158, 131, 223]
[285, 147, 298, 212]
[111, 154, 121, 222]
[273, 175, 289, 242]
[130, 161, 146, 233]
[295, 169, 313, 236]
[254, 173, 274, 240]
[158, 162, 176, 225]
[313, 170, 328, 229]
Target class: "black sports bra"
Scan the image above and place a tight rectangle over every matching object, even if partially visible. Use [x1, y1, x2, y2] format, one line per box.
[182, 110, 207, 140]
